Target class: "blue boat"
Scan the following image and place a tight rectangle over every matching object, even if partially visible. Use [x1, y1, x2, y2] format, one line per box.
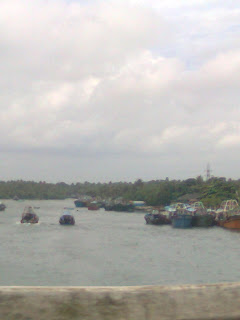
[171, 214, 193, 228]
[74, 199, 87, 208]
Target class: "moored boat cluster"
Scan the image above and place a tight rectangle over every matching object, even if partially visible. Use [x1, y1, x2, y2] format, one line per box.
[3, 197, 240, 230]
[74, 198, 148, 212]
[144, 200, 240, 229]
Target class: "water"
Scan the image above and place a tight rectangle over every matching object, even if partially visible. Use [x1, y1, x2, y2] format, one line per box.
[1, 199, 240, 286]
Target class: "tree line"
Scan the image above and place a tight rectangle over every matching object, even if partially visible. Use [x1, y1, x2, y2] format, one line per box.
[0, 176, 239, 207]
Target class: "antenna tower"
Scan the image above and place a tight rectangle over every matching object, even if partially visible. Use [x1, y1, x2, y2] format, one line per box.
[206, 163, 212, 180]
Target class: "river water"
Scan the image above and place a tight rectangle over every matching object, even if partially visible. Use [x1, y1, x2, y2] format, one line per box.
[1, 199, 240, 286]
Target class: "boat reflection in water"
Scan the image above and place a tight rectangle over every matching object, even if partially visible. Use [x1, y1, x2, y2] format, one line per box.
[21, 206, 39, 224]
[59, 210, 75, 225]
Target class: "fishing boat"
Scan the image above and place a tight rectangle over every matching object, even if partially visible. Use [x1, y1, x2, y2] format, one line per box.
[217, 200, 240, 229]
[171, 205, 193, 228]
[59, 210, 75, 225]
[21, 206, 39, 224]
[191, 202, 215, 227]
[144, 210, 171, 225]
[74, 199, 87, 208]
[0, 202, 6, 211]
[218, 215, 240, 229]
[88, 204, 100, 211]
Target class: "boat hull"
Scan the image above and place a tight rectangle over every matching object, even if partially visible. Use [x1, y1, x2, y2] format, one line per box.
[21, 215, 39, 224]
[88, 206, 99, 211]
[21, 218, 39, 224]
[192, 214, 215, 227]
[172, 215, 192, 228]
[145, 213, 171, 225]
[219, 216, 240, 229]
[74, 200, 87, 208]
[59, 215, 75, 225]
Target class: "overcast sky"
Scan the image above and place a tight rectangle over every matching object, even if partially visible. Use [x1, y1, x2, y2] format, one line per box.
[1, 0, 240, 183]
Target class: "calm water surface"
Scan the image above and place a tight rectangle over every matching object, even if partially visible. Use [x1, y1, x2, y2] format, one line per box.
[1, 199, 240, 286]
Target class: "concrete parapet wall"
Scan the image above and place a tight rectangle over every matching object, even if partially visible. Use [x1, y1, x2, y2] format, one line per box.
[0, 283, 240, 319]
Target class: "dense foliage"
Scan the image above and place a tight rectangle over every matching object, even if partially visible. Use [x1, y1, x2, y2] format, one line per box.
[0, 176, 239, 208]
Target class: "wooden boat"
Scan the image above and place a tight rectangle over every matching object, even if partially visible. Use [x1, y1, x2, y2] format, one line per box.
[86, 201, 99, 210]
[216, 199, 240, 228]
[219, 215, 240, 229]
[21, 206, 39, 224]
[59, 211, 75, 225]
[144, 211, 171, 225]
[88, 205, 99, 211]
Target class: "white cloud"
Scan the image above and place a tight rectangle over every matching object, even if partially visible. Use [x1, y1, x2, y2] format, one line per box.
[0, 0, 240, 181]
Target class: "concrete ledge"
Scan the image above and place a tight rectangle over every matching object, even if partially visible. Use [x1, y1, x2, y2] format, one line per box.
[0, 283, 240, 319]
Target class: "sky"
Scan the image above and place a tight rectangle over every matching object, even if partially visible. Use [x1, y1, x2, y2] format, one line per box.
[1, 0, 240, 183]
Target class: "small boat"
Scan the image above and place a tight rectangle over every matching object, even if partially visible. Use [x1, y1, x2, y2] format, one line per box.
[144, 211, 171, 225]
[59, 211, 75, 225]
[87, 201, 100, 211]
[0, 202, 6, 211]
[21, 206, 39, 224]
[88, 205, 99, 211]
